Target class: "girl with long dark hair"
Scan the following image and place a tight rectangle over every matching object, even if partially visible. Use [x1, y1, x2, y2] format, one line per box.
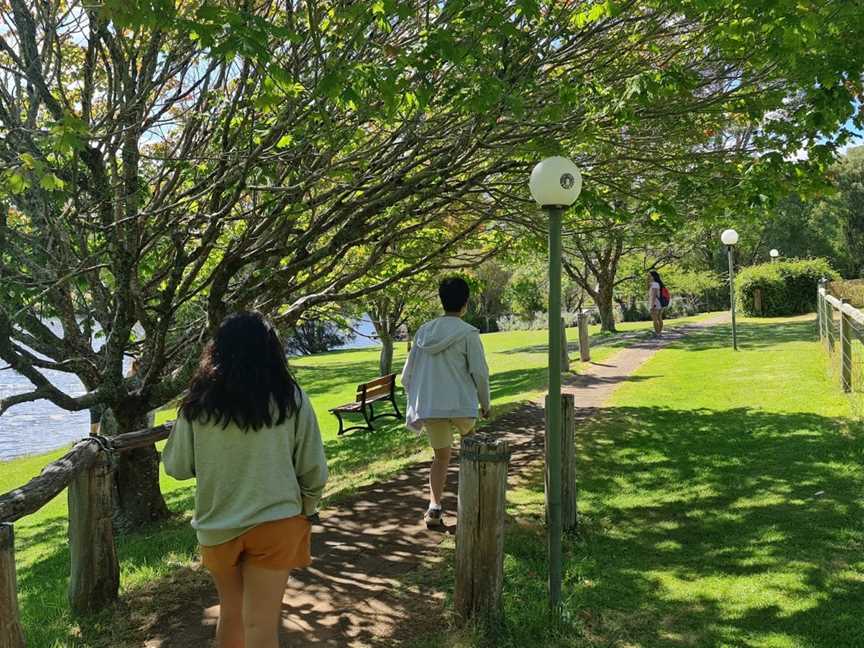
[648, 270, 666, 337]
[163, 312, 327, 648]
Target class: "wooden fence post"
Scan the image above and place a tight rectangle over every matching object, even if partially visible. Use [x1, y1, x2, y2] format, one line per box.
[827, 301, 835, 354]
[0, 523, 25, 648]
[841, 299, 853, 393]
[817, 283, 825, 343]
[754, 288, 763, 316]
[560, 317, 570, 372]
[578, 311, 590, 362]
[545, 394, 577, 532]
[454, 434, 509, 627]
[68, 456, 119, 615]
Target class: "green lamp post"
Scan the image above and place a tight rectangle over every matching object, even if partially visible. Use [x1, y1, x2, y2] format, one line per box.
[721, 228, 739, 351]
[529, 156, 583, 611]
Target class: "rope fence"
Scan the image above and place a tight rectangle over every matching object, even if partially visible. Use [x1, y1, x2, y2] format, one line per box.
[0, 424, 173, 648]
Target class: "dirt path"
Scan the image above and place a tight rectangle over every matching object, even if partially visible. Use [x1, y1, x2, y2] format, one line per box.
[138, 316, 728, 647]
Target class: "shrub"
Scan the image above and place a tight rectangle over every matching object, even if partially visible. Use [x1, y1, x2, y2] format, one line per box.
[737, 258, 839, 316]
[496, 310, 588, 331]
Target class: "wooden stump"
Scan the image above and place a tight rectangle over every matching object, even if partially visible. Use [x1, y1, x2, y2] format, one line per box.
[560, 317, 570, 372]
[454, 434, 510, 627]
[545, 394, 577, 532]
[578, 311, 590, 362]
[754, 288, 763, 316]
[68, 457, 119, 615]
[0, 524, 25, 648]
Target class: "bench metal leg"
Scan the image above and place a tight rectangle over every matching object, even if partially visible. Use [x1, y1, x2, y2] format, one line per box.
[335, 412, 345, 436]
[361, 405, 375, 432]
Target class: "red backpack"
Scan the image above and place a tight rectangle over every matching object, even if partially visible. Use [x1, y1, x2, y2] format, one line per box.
[659, 285, 671, 308]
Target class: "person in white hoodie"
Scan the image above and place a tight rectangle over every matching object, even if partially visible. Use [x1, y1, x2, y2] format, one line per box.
[401, 276, 491, 528]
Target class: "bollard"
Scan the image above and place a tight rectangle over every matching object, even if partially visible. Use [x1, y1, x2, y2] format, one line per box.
[454, 434, 510, 627]
[0, 523, 25, 648]
[560, 317, 570, 372]
[545, 394, 577, 532]
[68, 457, 119, 614]
[841, 299, 853, 393]
[578, 311, 590, 362]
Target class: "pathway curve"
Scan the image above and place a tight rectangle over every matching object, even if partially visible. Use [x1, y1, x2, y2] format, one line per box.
[139, 315, 728, 647]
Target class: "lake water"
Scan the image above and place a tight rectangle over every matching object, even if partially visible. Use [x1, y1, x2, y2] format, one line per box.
[0, 318, 378, 461]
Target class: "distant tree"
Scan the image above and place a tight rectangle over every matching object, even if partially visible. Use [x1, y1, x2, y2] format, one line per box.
[367, 280, 439, 376]
[284, 320, 353, 356]
[827, 146, 864, 277]
[469, 260, 511, 333]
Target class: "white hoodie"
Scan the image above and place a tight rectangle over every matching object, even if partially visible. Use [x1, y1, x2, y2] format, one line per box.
[400, 316, 491, 432]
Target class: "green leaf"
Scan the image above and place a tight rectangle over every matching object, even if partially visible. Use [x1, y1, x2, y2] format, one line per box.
[39, 173, 65, 191]
[276, 134, 294, 149]
[7, 172, 27, 194]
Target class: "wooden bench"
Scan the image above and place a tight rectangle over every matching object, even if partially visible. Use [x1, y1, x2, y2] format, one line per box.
[329, 373, 402, 436]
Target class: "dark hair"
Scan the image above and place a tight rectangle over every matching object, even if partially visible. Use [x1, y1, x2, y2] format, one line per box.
[439, 276, 470, 312]
[180, 312, 300, 431]
[649, 270, 664, 287]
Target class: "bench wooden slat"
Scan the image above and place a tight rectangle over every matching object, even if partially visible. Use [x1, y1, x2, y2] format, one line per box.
[361, 374, 395, 390]
[359, 384, 393, 401]
[330, 403, 362, 413]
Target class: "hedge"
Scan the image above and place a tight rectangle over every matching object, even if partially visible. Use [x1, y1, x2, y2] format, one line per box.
[737, 258, 839, 317]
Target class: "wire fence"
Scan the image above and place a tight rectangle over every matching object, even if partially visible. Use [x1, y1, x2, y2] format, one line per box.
[818, 280, 864, 417]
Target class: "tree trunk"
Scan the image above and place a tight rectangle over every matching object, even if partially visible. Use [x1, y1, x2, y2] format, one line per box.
[378, 332, 394, 376]
[594, 283, 617, 333]
[100, 409, 170, 533]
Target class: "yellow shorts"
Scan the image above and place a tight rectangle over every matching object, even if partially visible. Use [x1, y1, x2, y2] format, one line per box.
[424, 417, 476, 450]
[200, 516, 311, 573]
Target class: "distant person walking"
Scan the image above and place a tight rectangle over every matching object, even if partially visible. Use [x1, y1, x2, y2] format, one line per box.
[648, 270, 666, 337]
[163, 312, 327, 648]
[401, 276, 491, 529]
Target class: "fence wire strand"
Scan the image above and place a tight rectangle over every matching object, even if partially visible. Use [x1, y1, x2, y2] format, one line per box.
[819, 287, 864, 418]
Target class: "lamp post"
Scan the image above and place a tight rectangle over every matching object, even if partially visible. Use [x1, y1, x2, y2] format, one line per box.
[721, 229, 739, 351]
[529, 156, 582, 612]
[770, 248, 779, 264]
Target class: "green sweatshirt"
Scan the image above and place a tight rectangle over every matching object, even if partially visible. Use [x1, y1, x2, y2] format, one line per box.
[162, 388, 328, 546]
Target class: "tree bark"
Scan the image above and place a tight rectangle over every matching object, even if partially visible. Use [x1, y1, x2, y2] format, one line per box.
[594, 282, 618, 333]
[100, 409, 169, 533]
[378, 332, 394, 376]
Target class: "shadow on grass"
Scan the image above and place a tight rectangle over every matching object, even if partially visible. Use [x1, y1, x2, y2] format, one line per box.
[495, 404, 864, 648]
[291, 358, 390, 395]
[672, 319, 817, 352]
[500, 330, 650, 357]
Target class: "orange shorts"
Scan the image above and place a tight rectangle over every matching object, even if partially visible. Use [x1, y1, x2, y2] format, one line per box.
[200, 516, 312, 572]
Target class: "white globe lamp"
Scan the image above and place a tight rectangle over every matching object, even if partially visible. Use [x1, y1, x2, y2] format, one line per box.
[721, 229, 739, 246]
[529, 156, 582, 207]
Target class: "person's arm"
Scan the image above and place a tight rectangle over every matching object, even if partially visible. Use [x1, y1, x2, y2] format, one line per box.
[467, 333, 492, 416]
[400, 344, 416, 391]
[162, 415, 195, 480]
[293, 392, 329, 516]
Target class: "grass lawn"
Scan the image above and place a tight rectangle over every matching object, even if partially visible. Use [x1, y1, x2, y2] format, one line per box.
[418, 315, 864, 648]
[0, 316, 706, 647]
